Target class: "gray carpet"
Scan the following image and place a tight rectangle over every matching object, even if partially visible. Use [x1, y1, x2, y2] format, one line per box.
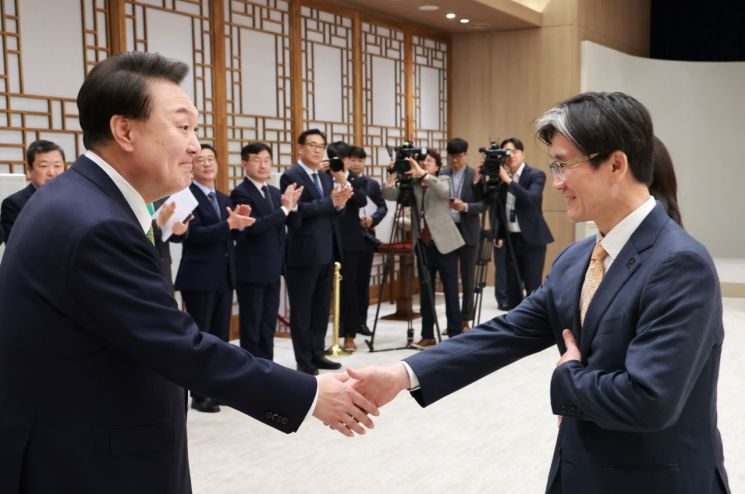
[187, 290, 745, 493]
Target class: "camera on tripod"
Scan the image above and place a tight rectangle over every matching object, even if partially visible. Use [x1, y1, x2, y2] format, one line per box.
[391, 141, 427, 174]
[478, 141, 511, 186]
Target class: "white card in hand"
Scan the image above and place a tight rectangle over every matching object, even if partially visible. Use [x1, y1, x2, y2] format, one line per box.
[152, 186, 199, 241]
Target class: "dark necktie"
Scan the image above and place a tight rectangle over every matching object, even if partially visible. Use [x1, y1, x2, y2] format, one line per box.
[261, 185, 274, 211]
[312, 172, 324, 197]
[207, 191, 221, 218]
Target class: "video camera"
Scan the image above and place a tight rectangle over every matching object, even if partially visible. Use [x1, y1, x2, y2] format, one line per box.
[478, 141, 511, 185]
[389, 141, 427, 174]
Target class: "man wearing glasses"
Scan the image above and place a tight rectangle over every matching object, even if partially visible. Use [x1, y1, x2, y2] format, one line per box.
[280, 129, 353, 375]
[350, 92, 729, 493]
[494, 137, 554, 309]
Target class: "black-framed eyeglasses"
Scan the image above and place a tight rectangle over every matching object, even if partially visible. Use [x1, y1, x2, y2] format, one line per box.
[548, 153, 599, 181]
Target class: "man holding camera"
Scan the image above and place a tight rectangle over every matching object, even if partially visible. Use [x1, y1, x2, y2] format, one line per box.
[495, 137, 553, 308]
[442, 138, 485, 329]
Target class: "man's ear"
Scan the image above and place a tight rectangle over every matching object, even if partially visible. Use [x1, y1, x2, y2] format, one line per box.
[608, 150, 629, 182]
[109, 115, 135, 152]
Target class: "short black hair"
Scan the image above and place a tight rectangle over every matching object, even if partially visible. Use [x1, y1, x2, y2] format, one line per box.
[241, 142, 273, 161]
[199, 143, 216, 155]
[26, 140, 65, 168]
[77, 51, 189, 150]
[327, 141, 352, 159]
[297, 128, 327, 146]
[535, 91, 654, 186]
[350, 146, 367, 159]
[446, 137, 468, 155]
[500, 137, 524, 152]
[420, 148, 443, 170]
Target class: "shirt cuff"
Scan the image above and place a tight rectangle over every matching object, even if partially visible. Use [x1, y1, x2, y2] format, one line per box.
[401, 361, 420, 390]
[299, 382, 320, 428]
[280, 205, 290, 216]
[463, 203, 469, 213]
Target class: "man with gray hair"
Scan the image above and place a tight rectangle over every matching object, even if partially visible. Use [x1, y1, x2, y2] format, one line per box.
[350, 92, 729, 493]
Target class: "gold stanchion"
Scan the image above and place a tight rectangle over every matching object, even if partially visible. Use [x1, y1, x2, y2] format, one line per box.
[326, 261, 350, 357]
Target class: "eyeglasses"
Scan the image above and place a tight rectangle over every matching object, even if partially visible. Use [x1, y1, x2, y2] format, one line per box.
[304, 142, 326, 151]
[548, 153, 599, 181]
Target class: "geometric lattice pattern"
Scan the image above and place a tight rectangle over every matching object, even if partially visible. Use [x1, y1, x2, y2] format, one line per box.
[412, 35, 448, 158]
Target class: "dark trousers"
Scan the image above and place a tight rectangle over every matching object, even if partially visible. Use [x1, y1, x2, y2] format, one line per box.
[506, 233, 546, 309]
[455, 242, 478, 323]
[181, 283, 232, 398]
[417, 244, 460, 339]
[493, 244, 509, 307]
[340, 250, 366, 337]
[236, 281, 280, 360]
[285, 263, 333, 368]
[357, 249, 375, 329]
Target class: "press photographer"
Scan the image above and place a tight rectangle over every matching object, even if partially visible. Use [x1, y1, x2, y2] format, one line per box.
[382, 150, 464, 349]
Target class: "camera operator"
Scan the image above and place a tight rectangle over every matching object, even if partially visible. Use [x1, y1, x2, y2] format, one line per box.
[382, 150, 464, 349]
[442, 138, 486, 329]
[494, 137, 553, 309]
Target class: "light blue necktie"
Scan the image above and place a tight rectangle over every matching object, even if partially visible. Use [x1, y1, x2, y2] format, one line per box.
[312, 172, 324, 197]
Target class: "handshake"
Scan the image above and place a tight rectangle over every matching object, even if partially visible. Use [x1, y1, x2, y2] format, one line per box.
[311, 363, 411, 437]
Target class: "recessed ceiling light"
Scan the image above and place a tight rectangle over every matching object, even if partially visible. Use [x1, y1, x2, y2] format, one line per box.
[418, 5, 440, 11]
[446, 13, 456, 19]
[460, 18, 470, 23]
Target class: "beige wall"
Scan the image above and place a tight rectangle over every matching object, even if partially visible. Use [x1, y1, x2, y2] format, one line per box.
[450, 0, 649, 279]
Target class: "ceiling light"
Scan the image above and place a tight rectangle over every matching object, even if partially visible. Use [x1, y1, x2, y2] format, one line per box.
[460, 18, 470, 23]
[418, 5, 440, 11]
[446, 13, 456, 19]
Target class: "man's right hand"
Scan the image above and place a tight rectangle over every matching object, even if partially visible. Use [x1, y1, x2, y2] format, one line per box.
[226, 204, 256, 230]
[313, 373, 379, 437]
[347, 363, 411, 408]
[331, 186, 352, 209]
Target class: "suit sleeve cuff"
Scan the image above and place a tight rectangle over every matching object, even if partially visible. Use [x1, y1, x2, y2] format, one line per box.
[299, 382, 320, 428]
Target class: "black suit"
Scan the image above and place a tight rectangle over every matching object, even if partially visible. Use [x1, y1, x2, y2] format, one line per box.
[355, 176, 387, 329]
[0, 155, 316, 492]
[151, 197, 182, 294]
[1, 183, 35, 242]
[175, 183, 236, 344]
[231, 178, 296, 360]
[497, 163, 554, 308]
[337, 173, 372, 337]
[280, 163, 343, 370]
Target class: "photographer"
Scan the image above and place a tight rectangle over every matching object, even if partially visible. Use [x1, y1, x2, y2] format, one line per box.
[382, 150, 464, 349]
[493, 137, 553, 308]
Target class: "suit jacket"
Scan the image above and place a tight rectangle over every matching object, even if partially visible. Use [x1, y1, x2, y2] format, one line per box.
[174, 183, 237, 292]
[497, 163, 554, 247]
[231, 178, 295, 284]
[0, 156, 316, 493]
[365, 176, 388, 228]
[152, 197, 176, 292]
[404, 204, 729, 494]
[338, 173, 373, 253]
[0, 183, 35, 241]
[440, 165, 485, 246]
[280, 163, 343, 267]
[383, 174, 464, 255]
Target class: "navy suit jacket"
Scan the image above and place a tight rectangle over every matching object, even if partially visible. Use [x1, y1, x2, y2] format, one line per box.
[174, 183, 236, 292]
[497, 163, 553, 247]
[0, 183, 35, 241]
[338, 173, 372, 253]
[364, 176, 388, 228]
[231, 178, 295, 284]
[0, 156, 316, 493]
[440, 165, 485, 246]
[405, 204, 729, 494]
[280, 163, 343, 267]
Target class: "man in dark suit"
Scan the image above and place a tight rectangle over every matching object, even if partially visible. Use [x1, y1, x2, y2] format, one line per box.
[442, 138, 486, 328]
[495, 137, 554, 308]
[280, 129, 353, 375]
[350, 92, 730, 494]
[327, 141, 371, 352]
[175, 143, 253, 413]
[347, 146, 387, 341]
[150, 199, 190, 294]
[0, 52, 376, 493]
[1, 139, 65, 240]
[231, 142, 302, 361]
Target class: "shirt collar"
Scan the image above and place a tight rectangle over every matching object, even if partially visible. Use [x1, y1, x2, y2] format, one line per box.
[514, 162, 526, 178]
[596, 196, 656, 269]
[246, 175, 267, 192]
[85, 150, 151, 234]
[297, 160, 318, 178]
[191, 179, 215, 197]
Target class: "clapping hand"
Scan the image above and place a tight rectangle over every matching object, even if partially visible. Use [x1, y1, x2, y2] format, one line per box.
[281, 183, 304, 210]
[226, 204, 256, 230]
[331, 185, 353, 209]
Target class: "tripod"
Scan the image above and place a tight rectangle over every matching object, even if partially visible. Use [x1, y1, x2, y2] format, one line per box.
[472, 179, 526, 325]
[365, 181, 442, 352]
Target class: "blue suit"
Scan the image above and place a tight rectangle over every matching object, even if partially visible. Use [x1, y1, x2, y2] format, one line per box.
[0, 156, 316, 493]
[174, 183, 236, 344]
[231, 178, 296, 360]
[405, 204, 729, 493]
[1, 183, 35, 242]
[280, 163, 343, 369]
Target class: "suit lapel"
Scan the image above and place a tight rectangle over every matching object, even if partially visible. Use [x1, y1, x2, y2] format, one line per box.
[244, 178, 273, 214]
[557, 238, 594, 343]
[191, 183, 221, 223]
[294, 164, 322, 200]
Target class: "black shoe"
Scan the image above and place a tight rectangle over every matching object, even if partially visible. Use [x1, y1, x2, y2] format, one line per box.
[312, 356, 342, 370]
[191, 396, 220, 413]
[297, 364, 319, 376]
[357, 325, 372, 336]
